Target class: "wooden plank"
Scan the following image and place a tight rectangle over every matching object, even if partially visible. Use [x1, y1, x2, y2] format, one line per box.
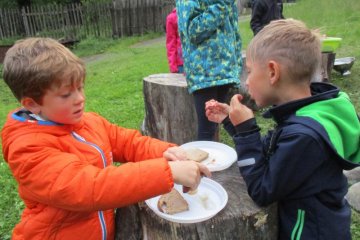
[15, 8, 23, 37]
[64, 4, 72, 39]
[4, 9, 9, 37]
[21, 7, 30, 37]
[49, 4, 58, 37]
[30, 5, 38, 36]
[124, 0, 130, 36]
[0, 9, 5, 38]
[110, 1, 118, 38]
[40, 5, 46, 37]
[138, 0, 143, 35]
[0, 1, 169, 40]
[119, 0, 125, 37]
[3, 9, 9, 37]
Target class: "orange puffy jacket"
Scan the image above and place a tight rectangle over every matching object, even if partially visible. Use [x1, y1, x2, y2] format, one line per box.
[1, 109, 175, 240]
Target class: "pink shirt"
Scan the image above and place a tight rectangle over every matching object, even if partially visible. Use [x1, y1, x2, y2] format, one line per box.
[166, 8, 183, 73]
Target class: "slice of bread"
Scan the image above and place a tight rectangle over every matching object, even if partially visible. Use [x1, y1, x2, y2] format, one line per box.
[157, 188, 189, 215]
[185, 148, 209, 162]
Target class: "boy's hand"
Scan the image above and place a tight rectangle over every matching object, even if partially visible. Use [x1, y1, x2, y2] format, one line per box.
[163, 146, 187, 161]
[205, 99, 230, 123]
[229, 94, 254, 126]
[168, 161, 211, 192]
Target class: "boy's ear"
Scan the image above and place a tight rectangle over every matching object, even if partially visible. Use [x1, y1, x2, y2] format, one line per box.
[268, 60, 281, 85]
[21, 97, 41, 114]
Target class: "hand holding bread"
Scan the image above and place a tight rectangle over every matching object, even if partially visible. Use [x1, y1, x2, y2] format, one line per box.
[163, 146, 188, 161]
[168, 160, 211, 192]
[229, 94, 254, 126]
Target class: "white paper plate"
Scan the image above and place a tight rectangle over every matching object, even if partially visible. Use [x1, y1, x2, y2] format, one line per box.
[145, 178, 228, 224]
[181, 141, 237, 172]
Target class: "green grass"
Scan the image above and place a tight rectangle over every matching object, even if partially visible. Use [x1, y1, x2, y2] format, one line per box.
[1, 0, 360, 238]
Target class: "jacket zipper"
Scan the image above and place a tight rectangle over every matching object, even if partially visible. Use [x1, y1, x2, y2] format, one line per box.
[71, 131, 108, 240]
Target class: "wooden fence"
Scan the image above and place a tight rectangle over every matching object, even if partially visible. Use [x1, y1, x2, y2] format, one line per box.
[0, 0, 175, 41]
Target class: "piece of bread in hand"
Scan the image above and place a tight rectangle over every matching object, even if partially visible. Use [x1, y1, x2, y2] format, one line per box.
[185, 148, 209, 162]
[157, 188, 189, 215]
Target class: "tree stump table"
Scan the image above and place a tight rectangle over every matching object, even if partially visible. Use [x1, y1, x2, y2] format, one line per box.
[115, 163, 278, 240]
[114, 73, 278, 239]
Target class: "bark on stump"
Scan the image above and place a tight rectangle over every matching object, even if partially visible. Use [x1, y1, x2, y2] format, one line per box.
[115, 164, 278, 240]
[142, 73, 198, 145]
[312, 52, 336, 82]
[320, 52, 336, 82]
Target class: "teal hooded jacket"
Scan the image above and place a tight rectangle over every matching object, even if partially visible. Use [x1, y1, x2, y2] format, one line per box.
[176, 0, 242, 93]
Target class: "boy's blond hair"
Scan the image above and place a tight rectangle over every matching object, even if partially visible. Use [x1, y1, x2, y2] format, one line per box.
[247, 18, 321, 82]
[3, 37, 85, 103]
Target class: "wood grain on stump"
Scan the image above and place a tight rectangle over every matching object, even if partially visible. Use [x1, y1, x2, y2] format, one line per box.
[142, 73, 197, 145]
[115, 164, 278, 240]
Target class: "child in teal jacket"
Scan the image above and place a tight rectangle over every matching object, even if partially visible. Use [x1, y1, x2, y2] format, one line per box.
[176, 0, 243, 140]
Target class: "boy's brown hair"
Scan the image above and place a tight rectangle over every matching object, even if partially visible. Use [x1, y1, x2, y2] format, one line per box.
[247, 18, 322, 82]
[3, 37, 85, 104]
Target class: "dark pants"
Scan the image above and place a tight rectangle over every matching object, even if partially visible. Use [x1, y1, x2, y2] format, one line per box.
[193, 85, 232, 141]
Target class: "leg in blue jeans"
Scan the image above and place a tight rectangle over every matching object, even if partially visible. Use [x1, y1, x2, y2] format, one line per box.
[193, 85, 232, 141]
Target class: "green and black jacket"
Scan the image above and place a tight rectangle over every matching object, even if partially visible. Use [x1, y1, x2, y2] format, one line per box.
[225, 82, 359, 239]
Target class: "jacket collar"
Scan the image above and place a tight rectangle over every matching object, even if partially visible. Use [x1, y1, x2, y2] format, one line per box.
[11, 108, 85, 131]
[263, 82, 340, 123]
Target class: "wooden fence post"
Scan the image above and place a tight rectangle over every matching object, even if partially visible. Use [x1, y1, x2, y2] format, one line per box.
[21, 7, 30, 37]
[1, 1, 175, 40]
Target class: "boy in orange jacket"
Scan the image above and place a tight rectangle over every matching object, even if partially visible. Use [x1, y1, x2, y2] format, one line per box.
[1, 37, 210, 240]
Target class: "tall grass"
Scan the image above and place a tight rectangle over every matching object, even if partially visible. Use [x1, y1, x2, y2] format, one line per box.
[0, 0, 359, 239]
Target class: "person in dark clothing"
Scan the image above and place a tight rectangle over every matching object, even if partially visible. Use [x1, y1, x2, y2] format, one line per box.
[205, 19, 360, 239]
[250, 0, 284, 35]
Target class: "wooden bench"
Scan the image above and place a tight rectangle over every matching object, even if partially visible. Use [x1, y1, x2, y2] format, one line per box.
[58, 39, 80, 49]
[0, 44, 13, 63]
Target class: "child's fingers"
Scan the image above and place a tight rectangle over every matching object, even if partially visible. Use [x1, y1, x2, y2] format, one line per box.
[182, 186, 190, 193]
[198, 163, 211, 178]
[231, 94, 243, 105]
[184, 163, 211, 193]
[163, 150, 181, 161]
[164, 147, 187, 161]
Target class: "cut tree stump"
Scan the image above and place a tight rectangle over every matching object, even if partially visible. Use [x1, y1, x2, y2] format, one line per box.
[320, 52, 336, 82]
[115, 72, 278, 239]
[142, 73, 198, 145]
[115, 164, 278, 240]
